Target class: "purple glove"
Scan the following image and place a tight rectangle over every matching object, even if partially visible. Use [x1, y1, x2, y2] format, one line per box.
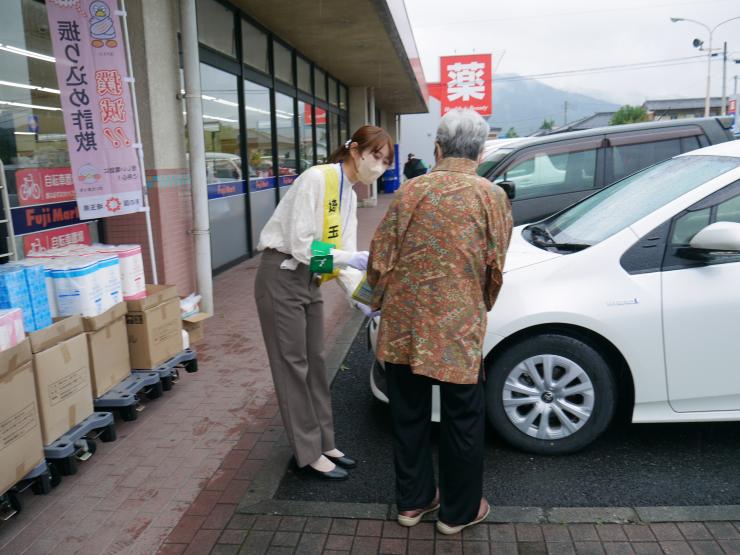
[355, 302, 380, 319]
[347, 251, 369, 271]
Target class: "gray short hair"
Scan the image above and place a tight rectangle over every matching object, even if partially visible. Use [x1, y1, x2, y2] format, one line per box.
[435, 109, 490, 160]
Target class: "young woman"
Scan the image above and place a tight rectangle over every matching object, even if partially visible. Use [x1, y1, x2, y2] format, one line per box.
[254, 125, 393, 479]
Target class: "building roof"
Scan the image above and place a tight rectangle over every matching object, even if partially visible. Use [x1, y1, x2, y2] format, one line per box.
[236, 0, 428, 114]
[643, 97, 724, 111]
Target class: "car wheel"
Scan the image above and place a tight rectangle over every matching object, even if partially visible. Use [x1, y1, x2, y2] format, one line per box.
[486, 334, 616, 455]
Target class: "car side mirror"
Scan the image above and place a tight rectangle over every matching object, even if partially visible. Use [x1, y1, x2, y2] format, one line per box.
[689, 221, 740, 252]
[498, 180, 516, 200]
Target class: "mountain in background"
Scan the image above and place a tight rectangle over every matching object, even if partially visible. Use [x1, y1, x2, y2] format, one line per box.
[488, 75, 621, 136]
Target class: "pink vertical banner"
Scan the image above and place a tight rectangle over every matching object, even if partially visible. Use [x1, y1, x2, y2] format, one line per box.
[46, 0, 143, 220]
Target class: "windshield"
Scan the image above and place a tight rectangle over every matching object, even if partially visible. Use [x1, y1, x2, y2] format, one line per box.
[477, 148, 515, 177]
[540, 155, 740, 247]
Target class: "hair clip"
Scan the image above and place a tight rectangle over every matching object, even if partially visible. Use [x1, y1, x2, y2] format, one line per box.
[344, 139, 352, 149]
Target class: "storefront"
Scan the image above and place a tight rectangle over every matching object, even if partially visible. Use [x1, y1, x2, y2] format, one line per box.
[0, 0, 427, 289]
[193, 0, 351, 271]
[0, 0, 102, 259]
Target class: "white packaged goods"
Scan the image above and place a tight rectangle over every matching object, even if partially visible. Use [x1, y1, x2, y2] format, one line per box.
[180, 293, 201, 319]
[92, 244, 145, 300]
[90, 255, 123, 310]
[182, 329, 190, 350]
[0, 308, 25, 350]
[50, 258, 105, 317]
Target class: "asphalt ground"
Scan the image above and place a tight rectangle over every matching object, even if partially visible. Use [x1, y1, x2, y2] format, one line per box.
[274, 324, 740, 507]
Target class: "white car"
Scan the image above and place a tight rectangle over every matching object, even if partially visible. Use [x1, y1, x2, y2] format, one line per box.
[369, 141, 740, 455]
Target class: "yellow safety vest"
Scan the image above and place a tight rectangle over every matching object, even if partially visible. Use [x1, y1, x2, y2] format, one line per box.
[318, 165, 342, 284]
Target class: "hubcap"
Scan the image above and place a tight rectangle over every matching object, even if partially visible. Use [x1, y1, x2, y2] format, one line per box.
[502, 354, 595, 440]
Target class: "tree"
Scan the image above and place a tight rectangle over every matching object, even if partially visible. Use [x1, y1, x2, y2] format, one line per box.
[504, 127, 519, 138]
[540, 119, 555, 131]
[610, 105, 649, 126]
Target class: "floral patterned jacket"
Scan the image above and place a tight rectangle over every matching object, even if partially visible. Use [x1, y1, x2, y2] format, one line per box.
[367, 157, 513, 384]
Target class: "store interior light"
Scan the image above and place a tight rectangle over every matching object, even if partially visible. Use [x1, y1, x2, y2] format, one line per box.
[0, 99, 62, 111]
[0, 79, 60, 94]
[14, 131, 36, 135]
[0, 43, 56, 63]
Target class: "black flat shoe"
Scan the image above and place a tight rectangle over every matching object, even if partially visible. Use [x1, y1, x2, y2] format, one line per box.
[304, 464, 349, 480]
[325, 454, 357, 469]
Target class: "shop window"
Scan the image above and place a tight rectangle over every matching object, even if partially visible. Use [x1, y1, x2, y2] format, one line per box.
[339, 85, 348, 111]
[275, 93, 296, 199]
[0, 0, 100, 256]
[314, 68, 326, 101]
[329, 112, 342, 153]
[328, 77, 338, 106]
[273, 41, 293, 86]
[315, 107, 328, 164]
[297, 57, 311, 93]
[244, 80, 275, 242]
[297, 101, 315, 170]
[241, 19, 268, 73]
[196, 0, 236, 58]
[199, 64, 247, 270]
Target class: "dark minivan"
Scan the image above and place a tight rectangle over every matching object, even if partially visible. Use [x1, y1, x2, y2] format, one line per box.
[478, 117, 736, 225]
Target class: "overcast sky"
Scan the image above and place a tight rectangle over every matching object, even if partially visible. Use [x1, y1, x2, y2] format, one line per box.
[403, 0, 740, 105]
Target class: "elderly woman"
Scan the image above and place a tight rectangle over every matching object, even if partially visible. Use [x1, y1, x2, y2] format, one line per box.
[366, 109, 513, 534]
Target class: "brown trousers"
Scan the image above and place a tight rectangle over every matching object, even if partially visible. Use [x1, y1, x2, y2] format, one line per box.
[254, 249, 336, 467]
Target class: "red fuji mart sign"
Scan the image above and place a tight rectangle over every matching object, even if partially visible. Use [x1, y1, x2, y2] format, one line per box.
[428, 54, 493, 116]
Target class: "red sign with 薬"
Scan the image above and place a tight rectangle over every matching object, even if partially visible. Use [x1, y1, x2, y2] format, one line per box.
[15, 168, 77, 206]
[23, 223, 91, 255]
[428, 54, 493, 116]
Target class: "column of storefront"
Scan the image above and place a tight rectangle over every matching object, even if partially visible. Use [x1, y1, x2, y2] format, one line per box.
[102, 0, 196, 295]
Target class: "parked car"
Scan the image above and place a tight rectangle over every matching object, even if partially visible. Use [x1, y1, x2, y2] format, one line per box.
[369, 140, 740, 455]
[478, 117, 736, 225]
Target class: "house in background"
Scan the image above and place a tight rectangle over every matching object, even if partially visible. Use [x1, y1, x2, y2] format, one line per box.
[643, 98, 723, 120]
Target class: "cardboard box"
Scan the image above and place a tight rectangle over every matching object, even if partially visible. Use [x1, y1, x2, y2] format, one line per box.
[0, 339, 44, 494]
[182, 312, 209, 344]
[29, 317, 93, 445]
[126, 284, 178, 313]
[126, 286, 183, 369]
[83, 302, 130, 398]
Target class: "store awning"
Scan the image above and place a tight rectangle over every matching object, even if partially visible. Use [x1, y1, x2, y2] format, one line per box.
[236, 0, 428, 115]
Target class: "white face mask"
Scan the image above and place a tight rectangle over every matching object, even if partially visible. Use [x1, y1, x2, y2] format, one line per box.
[356, 154, 387, 184]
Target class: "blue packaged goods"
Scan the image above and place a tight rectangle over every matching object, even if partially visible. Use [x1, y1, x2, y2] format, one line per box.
[0, 266, 34, 332]
[11, 261, 53, 331]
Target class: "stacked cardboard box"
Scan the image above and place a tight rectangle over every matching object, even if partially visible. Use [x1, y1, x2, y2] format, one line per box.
[0, 338, 44, 494]
[126, 285, 183, 369]
[83, 302, 131, 398]
[28, 316, 94, 445]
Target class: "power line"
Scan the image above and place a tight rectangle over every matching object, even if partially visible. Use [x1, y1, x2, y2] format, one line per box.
[495, 55, 708, 82]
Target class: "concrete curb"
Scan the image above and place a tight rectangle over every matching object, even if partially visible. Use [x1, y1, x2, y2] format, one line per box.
[237, 317, 740, 524]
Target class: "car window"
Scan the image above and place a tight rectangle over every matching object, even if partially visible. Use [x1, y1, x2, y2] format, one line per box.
[680, 136, 701, 153]
[716, 194, 740, 223]
[545, 155, 740, 247]
[494, 148, 597, 200]
[670, 208, 711, 245]
[610, 138, 681, 182]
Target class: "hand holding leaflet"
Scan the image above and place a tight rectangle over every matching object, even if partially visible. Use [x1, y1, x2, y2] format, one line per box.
[355, 302, 380, 319]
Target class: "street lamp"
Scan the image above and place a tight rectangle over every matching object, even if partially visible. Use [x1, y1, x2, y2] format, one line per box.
[671, 16, 740, 117]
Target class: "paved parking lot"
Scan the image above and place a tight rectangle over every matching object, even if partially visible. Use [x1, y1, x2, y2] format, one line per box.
[275, 328, 740, 508]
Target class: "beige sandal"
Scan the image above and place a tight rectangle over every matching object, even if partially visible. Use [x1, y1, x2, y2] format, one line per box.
[397, 495, 441, 527]
[436, 499, 490, 535]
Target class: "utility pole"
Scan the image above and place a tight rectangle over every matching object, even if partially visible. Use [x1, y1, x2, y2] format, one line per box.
[563, 100, 569, 126]
[735, 75, 739, 95]
[721, 41, 728, 115]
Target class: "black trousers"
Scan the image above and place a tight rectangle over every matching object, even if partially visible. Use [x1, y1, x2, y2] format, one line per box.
[385, 362, 485, 526]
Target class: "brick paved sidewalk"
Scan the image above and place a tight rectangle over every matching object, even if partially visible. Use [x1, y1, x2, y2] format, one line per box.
[210, 516, 740, 555]
[0, 195, 392, 555]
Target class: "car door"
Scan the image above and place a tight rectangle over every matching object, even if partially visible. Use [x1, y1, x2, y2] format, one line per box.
[491, 137, 605, 224]
[661, 180, 740, 412]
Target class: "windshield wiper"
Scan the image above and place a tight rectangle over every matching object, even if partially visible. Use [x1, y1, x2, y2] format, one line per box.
[526, 224, 590, 252]
[531, 240, 590, 252]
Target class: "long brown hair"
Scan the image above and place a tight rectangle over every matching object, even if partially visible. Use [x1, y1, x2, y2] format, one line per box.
[327, 125, 394, 165]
